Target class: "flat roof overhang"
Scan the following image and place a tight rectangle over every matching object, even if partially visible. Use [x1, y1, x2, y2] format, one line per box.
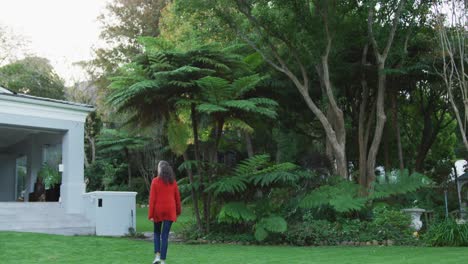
[0, 92, 95, 123]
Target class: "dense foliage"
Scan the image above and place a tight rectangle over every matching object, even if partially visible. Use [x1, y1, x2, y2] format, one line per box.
[3, 0, 465, 246]
[77, 0, 467, 244]
[424, 219, 468, 247]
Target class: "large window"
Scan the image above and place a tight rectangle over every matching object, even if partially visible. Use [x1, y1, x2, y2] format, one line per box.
[42, 144, 62, 189]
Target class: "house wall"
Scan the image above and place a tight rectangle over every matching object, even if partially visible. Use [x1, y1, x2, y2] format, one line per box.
[0, 112, 87, 214]
[0, 154, 16, 201]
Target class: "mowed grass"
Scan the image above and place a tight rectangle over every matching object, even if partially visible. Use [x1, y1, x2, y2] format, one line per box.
[136, 206, 194, 233]
[1, 232, 468, 264]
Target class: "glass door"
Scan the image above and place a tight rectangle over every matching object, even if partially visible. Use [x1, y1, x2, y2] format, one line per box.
[15, 156, 27, 201]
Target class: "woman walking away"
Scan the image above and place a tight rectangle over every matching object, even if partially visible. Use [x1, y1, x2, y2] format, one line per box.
[148, 160, 181, 264]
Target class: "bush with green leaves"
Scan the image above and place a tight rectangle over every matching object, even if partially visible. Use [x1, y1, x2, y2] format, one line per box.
[283, 212, 416, 246]
[424, 219, 468, 247]
[285, 220, 340, 246]
[368, 206, 414, 244]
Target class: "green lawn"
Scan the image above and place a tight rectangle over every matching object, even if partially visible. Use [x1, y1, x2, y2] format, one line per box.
[136, 206, 194, 233]
[1, 232, 468, 264]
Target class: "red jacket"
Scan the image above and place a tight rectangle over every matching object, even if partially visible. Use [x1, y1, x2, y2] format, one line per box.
[148, 177, 181, 222]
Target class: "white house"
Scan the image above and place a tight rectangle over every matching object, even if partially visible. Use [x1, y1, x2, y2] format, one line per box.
[0, 87, 136, 236]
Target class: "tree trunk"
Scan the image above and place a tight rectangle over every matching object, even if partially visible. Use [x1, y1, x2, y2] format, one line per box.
[366, 62, 387, 187]
[183, 152, 203, 232]
[384, 127, 390, 170]
[88, 136, 96, 163]
[190, 103, 209, 233]
[235, 2, 348, 178]
[84, 135, 96, 168]
[125, 148, 132, 187]
[414, 139, 435, 173]
[366, 0, 406, 187]
[205, 118, 225, 233]
[245, 132, 254, 158]
[391, 90, 405, 171]
[190, 103, 203, 177]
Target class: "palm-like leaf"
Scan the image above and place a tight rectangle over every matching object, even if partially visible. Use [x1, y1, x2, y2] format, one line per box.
[97, 129, 147, 154]
[218, 202, 256, 223]
[205, 176, 248, 196]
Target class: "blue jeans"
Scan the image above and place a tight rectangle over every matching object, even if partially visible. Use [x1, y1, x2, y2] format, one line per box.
[154, 221, 173, 260]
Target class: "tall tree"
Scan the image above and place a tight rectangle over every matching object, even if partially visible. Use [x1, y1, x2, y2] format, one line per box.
[434, 0, 468, 152]
[362, 0, 407, 187]
[88, 0, 170, 86]
[0, 24, 28, 66]
[0, 56, 66, 100]
[180, 0, 416, 184]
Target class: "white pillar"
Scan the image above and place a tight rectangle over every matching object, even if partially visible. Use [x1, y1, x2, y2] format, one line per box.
[61, 122, 86, 214]
[24, 140, 41, 202]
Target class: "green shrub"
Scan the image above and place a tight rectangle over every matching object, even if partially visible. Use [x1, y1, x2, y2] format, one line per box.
[283, 208, 416, 246]
[369, 206, 413, 244]
[285, 220, 340, 246]
[338, 219, 368, 242]
[424, 219, 468, 247]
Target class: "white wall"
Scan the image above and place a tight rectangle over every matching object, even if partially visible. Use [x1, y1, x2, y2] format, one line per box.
[83, 191, 137, 236]
[0, 154, 16, 201]
[1, 95, 92, 214]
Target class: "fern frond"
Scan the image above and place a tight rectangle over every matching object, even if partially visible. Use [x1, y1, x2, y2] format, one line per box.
[206, 176, 248, 196]
[251, 106, 278, 119]
[224, 118, 254, 134]
[249, 97, 279, 107]
[177, 159, 199, 172]
[196, 103, 229, 114]
[167, 115, 192, 156]
[254, 215, 288, 241]
[230, 74, 264, 97]
[300, 179, 367, 213]
[254, 227, 268, 241]
[244, 52, 264, 69]
[251, 163, 300, 186]
[221, 100, 257, 111]
[370, 170, 431, 200]
[258, 216, 288, 233]
[233, 154, 271, 177]
[218, 202, 256, 223]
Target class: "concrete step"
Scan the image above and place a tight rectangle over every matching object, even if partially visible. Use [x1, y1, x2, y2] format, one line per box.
[0, 202, 62, 209]
[7, 227, 95, 236]
[0, 221, 93, 229]
[0, 202, 95, 235]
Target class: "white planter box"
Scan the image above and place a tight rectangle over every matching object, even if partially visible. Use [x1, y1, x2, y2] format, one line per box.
[83, 191, 137, 236]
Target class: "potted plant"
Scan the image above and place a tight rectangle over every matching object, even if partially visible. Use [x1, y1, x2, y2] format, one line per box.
[38, 163, 61, 201]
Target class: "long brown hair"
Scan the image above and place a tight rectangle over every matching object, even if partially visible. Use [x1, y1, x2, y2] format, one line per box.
[157, 160, 175, 184]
